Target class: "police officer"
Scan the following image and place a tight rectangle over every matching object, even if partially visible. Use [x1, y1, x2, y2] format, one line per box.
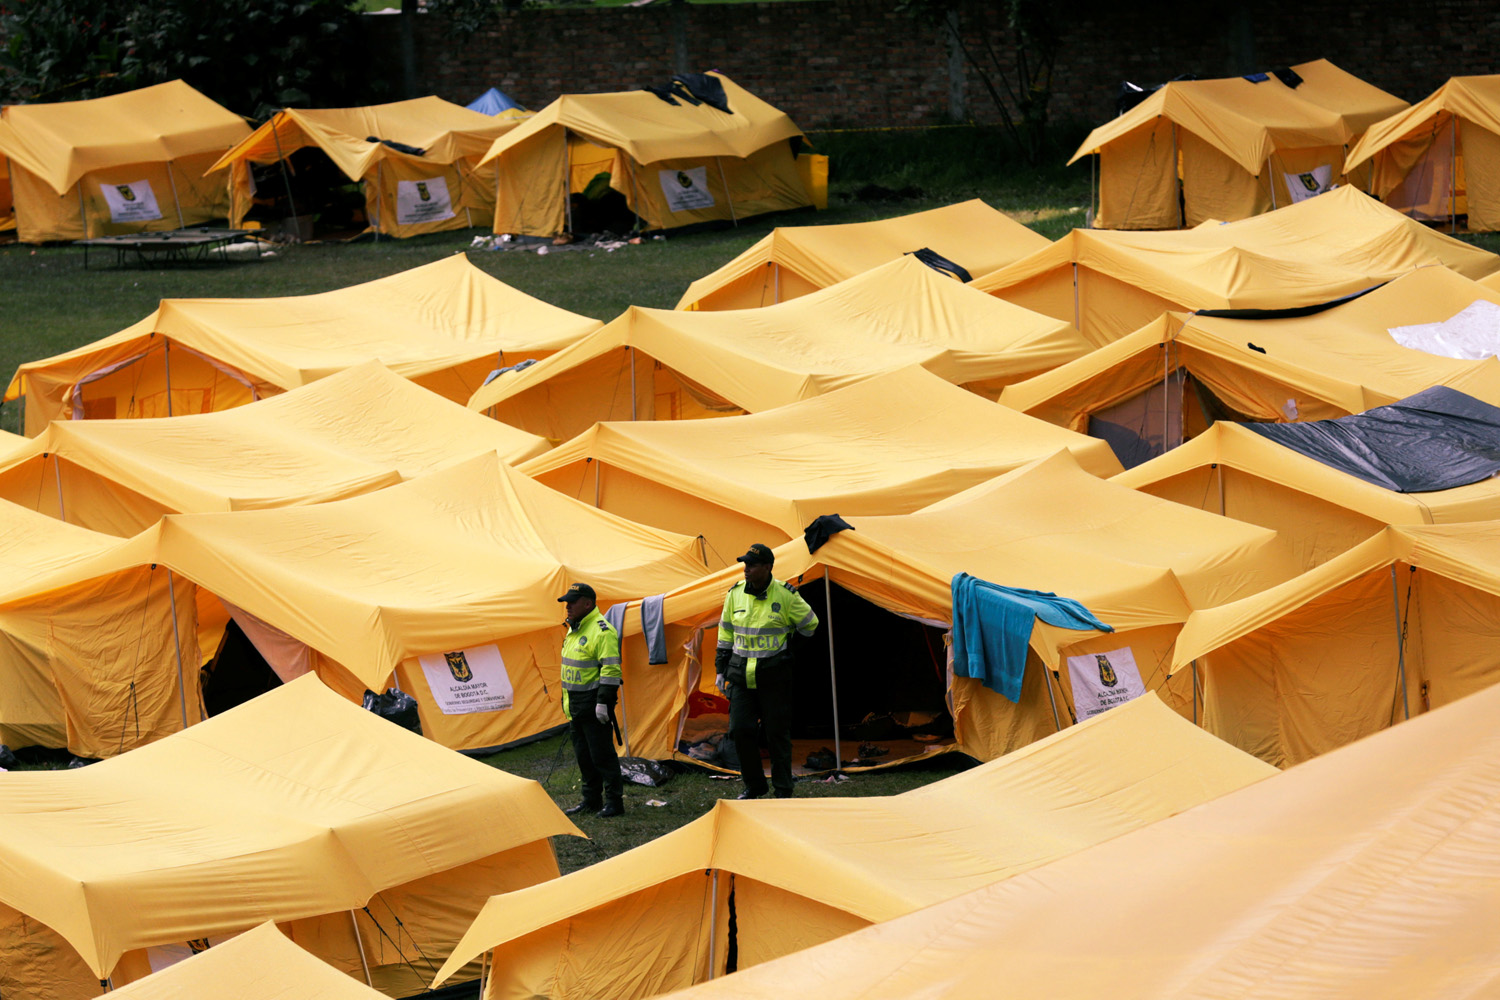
[714, 544, 819, 799]
[557, 583, 624, 818]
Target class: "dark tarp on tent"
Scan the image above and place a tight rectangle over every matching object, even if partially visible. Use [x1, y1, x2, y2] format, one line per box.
[1244, 387, 1500, 492]
[468, 88, 521, 115]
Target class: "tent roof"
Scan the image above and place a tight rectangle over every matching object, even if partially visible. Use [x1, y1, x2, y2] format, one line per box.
[6, 255, 602, 403]
[469, 255, 1091, 420]
[435, 692, 1274, 984]
[0, 675, 578, 977]
[1000, 266, 1500, 423]
[975, 187, 1500, 321]
[0, 499, 133, 596]
[4, 454, 708, 688]
[674, 201, 1050, 308]
[2, 362, 548, 518]
[1346, 75, 1500, 173]
[519, 367, 1124, 532]
[1070, 59, 1406, 172]
[480, 73, 803, 166]
[661, 653, 1500, 1000]
[1114, 420, 1500, 528]
[106, 922, 386, 1000]
[468, 87, 523, 116]
[0, 81, 250, 193]
[208, 96, 525, 178]
[1172, 521, 1500, 668]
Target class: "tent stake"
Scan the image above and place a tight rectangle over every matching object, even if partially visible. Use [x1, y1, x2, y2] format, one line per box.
[707, 868, 719, 980]
[349, 911, 374, 986]
[165, 161, 186, 229]
[1390, 566, 1410, 721]
[716, 158, 737, 225]
[52, 454, 65, 522]
[824, 574, 842, 773]
[166, 569, 189, 730]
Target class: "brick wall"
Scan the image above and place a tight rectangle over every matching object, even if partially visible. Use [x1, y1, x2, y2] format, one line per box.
[369, 0, 1498, 130]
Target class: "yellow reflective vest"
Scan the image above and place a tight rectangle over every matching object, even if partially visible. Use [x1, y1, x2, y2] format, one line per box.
[560, 607, 621, 715]
[717, 580, 819, 688]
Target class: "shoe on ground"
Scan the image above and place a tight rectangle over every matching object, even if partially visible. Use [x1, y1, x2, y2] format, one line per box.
[596, 800, 625, 818]
[773, 790, 794, 798]
[565, 800, 602, 816]
[737, 790, 764, 800]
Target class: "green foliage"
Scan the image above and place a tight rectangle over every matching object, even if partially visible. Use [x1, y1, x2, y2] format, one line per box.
[0, 0, 370, 118]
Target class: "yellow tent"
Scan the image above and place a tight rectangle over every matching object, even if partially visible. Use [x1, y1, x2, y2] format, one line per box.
[1116, 420, 1500, 570]
[999, 266, 1500, 465]
[593, 450, 1295, 767]
[1170, 522, 1500, 766]
[0, 501, 194, 758]
[208, 98, 527, 239]
[0, 362, 548, 537]
[5, 255, 601, 435]
[1071, 60, 1406, 229]
[674, 200, 1049, 310]
[470, 257, 1091, 441]
[0, 675, 579, 1000]
[0, 81, 250, 243]
[102, 922, 386, 1000]
[478, 73, 812, 236]
[2, 454, 708, 754]
[657, 669, 1500, 1000]
[1346, 75, 1500, 231]
[974, 185, 1500, 345]
[520, 367, 1123, 565]
[434, 694, 1273, 1000]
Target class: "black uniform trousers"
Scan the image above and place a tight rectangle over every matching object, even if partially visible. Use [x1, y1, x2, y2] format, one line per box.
[568, 692, 623, 805]
[727, 657, 795, 797]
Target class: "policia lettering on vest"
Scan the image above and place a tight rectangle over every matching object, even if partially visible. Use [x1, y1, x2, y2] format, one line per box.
[557, 582, 625, 818]
[715, 543, 820, 799]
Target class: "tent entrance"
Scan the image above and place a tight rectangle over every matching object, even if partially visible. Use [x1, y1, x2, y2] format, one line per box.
[200, 618, 283, 717]
[1088, 371, 1253, 468]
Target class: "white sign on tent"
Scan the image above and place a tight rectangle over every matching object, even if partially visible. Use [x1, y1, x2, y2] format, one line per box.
[100, 180, 164, 223]
[418, 644, 514, 715]
[1066, 646, 1146, 721]
[1284, 165, 1333, 204]
[659, 167, 715, 212]
[396, 177, 456, 226]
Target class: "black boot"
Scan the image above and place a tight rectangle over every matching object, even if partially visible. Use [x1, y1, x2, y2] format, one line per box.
[565, 799, 602, 816]
[596, 798, 625, 818]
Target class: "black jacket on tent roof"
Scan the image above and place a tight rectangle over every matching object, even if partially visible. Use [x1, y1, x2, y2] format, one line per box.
[1244, 387, 1500, 493]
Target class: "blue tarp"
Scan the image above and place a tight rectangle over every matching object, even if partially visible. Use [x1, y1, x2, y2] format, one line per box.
[468, 88, 522, 115]
[950, 573, 1112, 703]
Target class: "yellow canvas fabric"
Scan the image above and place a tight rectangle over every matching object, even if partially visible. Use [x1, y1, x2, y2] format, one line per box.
[1116, 421, 1500, 570]
[519, 368, 1123, 565]
[5, 255, 601, 435]
[479, 74, 811, 235]
[435, 694, 1273, 999]
[675, 200, 1049, 310]
[1347, 76, 1500, 231]
[471, 256, 1090, 441]
[207, 99, 526, 238]
[660, 676, 1500, 1000]
[99, 922, 386, 1000]
[0, 676, 578, 997]
[1074, 60, 1405, 229]
[0, 503, 194, 758]
[0, 81, 249, 242]
[0, 363, 548, 536]
[595, 450, 1296, 764]
[975, 186, 1500, 344]
[0, 454, 708, 754]
[1001, 267, 1500, 435]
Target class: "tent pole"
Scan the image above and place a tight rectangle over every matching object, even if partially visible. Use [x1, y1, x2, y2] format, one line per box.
[716, 158, 737, 225]
[1090, 153, 1096, 228]
[1162, 340, 1171, 452]
[618, 611, 632, 757]
[823, 574, 842, 773]
[77, 184, 89, 240]
[1267, 155, 1278, 210]
[269, 115, 302, 225]
[629, 346, 638, 421]
[773, 261, 780, 304]
[165, 569, 189, 730]
[478, 949, 489, 1000]
[165, 162, 186, 229]
[1217, 462, 1225, 515]
[593, 458, 600, 507]
[1042, 663, 1062, 732]
[1390, 566, 1410, 721]
[163, 338, 174, 416]
[374, 162, 383, 241]
[1071, 262, 1080, 330]
[1191, 658, 1201, 726]
[562, 127, 574, 236]
[707, 868, 720, 980]
[52, 454, 65, 522]
[349, 912, 374, 986]
[1172, 125, 1182, 228]
[1450, 116, 1458, 234]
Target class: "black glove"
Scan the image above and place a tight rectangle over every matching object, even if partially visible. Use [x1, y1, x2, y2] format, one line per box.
[714, 647, 731, 673]
[596, 685, 618, 708]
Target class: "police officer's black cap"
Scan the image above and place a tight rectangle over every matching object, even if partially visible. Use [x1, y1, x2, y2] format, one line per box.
[557, 582, 596, 603]
[736, 543, 775, 566]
